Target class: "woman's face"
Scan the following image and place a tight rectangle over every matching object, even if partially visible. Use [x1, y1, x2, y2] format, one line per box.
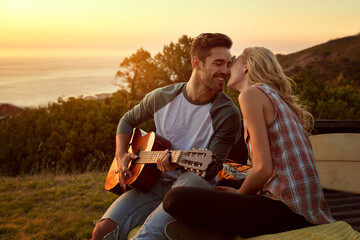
[227, 56, 248, 92]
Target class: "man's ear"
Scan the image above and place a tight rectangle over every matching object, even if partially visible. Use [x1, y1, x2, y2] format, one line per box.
[192, 56, 202, 70]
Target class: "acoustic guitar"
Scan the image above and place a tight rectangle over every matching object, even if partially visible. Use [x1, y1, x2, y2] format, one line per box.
[105, 128, 215, 195]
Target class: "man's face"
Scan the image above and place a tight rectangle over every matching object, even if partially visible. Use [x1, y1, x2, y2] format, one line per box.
[199, 47, 232, 92]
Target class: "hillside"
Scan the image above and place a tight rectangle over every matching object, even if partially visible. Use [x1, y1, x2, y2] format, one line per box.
[277, 33, 360, 86]
[0, 103, 24, 121]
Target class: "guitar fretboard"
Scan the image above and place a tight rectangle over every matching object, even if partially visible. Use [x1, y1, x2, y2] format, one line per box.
[135, 151, 181, 164]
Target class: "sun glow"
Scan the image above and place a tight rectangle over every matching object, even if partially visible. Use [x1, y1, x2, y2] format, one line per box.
[1, 0, 359, 57]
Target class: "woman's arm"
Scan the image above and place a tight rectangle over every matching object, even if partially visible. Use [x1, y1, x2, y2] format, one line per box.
[236, 87, 274, 195]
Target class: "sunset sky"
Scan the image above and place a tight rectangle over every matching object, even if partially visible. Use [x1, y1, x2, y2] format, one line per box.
[1, 0, 359, 57]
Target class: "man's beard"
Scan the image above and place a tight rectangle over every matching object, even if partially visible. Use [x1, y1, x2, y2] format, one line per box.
[209, 72, 227, 92]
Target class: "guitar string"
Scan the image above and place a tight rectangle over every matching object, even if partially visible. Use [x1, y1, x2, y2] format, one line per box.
[131, 152, 209, 175]
[136, 152, 202, 160]
[136, 152, 178, 163]
[135, 151, 208, 170]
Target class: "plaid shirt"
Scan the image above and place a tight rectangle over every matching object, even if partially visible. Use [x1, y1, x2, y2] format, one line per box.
[244, 84, 334, 225]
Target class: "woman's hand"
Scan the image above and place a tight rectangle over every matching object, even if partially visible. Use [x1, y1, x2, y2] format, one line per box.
[214, 186, 238, 193]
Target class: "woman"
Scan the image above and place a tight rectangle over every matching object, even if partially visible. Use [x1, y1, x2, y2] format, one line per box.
[163, 47, 334, 238]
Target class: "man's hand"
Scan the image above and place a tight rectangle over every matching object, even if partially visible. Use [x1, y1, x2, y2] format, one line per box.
[214, 186, 238, 193]
[116, 151, 138, 191]
[204, 160, 221, 180]
[156, 149, 179, 173]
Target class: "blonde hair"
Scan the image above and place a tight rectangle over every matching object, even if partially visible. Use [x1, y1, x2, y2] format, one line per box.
[241, 47, 314, 133]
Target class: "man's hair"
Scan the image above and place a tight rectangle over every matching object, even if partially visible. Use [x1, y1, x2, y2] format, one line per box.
[190, 33, 232, 63]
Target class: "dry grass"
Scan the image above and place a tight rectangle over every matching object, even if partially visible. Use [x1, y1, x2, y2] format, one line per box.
[0, 171, 118, 240]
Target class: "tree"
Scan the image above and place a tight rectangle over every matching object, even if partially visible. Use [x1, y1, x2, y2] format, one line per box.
[292, 71, 360, 120]
[115, 48, 165, 100]
[114, 35, 194, 101]
[155, 35, 193, 84]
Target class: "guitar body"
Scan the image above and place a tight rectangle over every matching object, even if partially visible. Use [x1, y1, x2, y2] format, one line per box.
[105, 128, 171, 195]
[126, 128, 171, 192]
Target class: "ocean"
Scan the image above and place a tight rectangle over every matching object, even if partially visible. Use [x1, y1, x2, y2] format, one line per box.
[0, 56, 124, 107]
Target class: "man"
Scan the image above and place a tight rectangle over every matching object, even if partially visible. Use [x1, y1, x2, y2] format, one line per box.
[93, 33, 241, 240]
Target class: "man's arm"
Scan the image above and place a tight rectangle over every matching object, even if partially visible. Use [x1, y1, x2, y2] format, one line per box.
[115, 92, 156, 190]
[117, 92, 155, 136]
[115, 86, 182, 188]
[206, 111, 241, 180]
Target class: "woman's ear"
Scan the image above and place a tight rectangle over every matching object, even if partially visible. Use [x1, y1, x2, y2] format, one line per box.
[244, 65, 248, 74]
[192, 56, 202, 70]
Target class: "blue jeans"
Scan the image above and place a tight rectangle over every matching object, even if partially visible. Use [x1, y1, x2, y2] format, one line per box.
[97, 172, 212, 240]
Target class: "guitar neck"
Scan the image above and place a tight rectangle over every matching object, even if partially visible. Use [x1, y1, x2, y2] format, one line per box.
[135, 151, 181, 164]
